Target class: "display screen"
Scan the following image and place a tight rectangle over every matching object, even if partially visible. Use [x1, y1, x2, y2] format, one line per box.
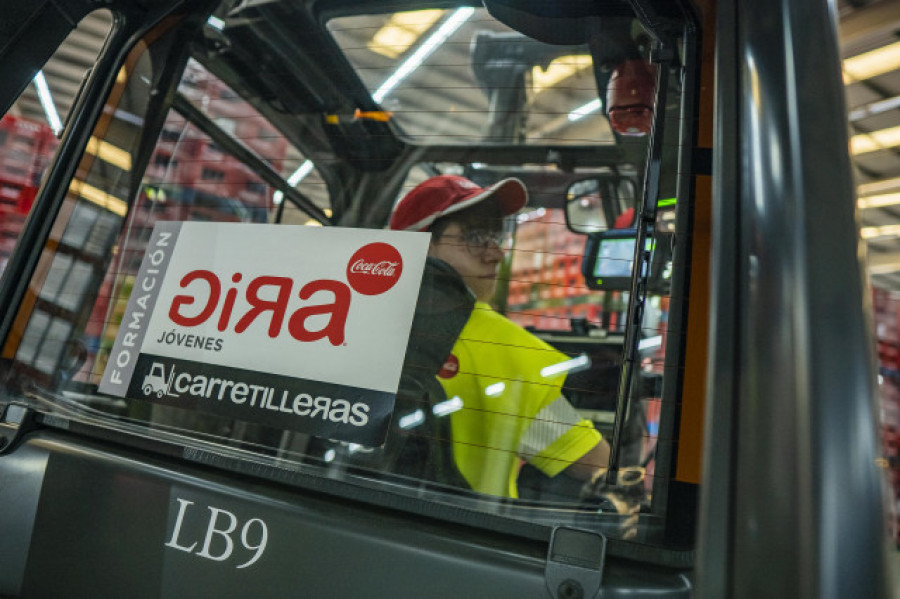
[593, 237, 636, 278]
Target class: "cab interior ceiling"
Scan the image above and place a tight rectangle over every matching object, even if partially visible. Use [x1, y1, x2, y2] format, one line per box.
[189, 0, 688, 226]
[12, 1, 900, 261]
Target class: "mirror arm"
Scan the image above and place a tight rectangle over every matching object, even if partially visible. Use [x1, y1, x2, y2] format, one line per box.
[605, 42, 672, 485]
[640, 43, 674, 222]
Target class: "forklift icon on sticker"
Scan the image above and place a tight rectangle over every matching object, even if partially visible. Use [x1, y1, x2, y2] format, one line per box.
[142, 362, 178, 398]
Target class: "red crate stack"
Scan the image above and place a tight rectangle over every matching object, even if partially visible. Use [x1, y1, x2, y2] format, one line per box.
[0, 115, 45, 186]
[510, 309, 535, 330]
[0, 115, 57, 271]
[508, 211, 542, 307]
[235, 118, 287, 175]
[587, 303, 603, 326]
[873, 286, 900, 546]
[506, 275, 526, 307]
[506, 208, 606, 331]
[142, 61, 290, 222]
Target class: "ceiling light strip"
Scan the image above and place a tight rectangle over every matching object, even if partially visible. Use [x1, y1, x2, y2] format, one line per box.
[843, 40, 900, 83]
[368, 9, 445, 59]
[568, 98, 603, 122]
[33, 71, 62, 135]
[86, 136, 132, 170]
[71, 181, 128, 216]
[849, 95, 900, 122]
[861, 224, 900, 240]
[372, 7, 475, 103]
[533, 55, 592, 94]
[206, 16, 225, 31]
[850, 125, 900, 155]
[859, 176, 900, 197]
[273, 159, 314, 205]
[859, 192, 900, 209]
[868, 261, 900, 275]
[858, 192, 900, 209]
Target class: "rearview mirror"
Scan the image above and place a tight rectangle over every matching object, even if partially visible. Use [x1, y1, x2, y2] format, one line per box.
[565, 177, 637, 235]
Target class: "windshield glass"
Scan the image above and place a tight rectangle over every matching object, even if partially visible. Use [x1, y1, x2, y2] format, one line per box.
[328, 7, 613, 146]
[0, 1, 690, 552]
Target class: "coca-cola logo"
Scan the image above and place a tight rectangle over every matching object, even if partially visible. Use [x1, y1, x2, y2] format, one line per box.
[346, 242, 403, 295]
[437, 354, 459, 379]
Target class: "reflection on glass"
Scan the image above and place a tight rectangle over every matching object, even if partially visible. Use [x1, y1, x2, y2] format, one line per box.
[567, 179, 608, 234]
[329, 8, 611, 146]
[0, 0, 686, 551]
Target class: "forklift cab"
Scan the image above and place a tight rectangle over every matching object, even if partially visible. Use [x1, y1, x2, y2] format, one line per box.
[0, 0, 890, 597]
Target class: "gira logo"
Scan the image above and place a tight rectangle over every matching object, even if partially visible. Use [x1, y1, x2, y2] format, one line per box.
[167, 243, 404, 346]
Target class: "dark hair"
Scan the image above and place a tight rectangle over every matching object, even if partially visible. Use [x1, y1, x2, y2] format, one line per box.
[428, 198, 504, 241]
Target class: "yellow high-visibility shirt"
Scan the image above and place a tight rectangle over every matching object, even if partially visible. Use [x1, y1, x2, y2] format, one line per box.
[437, 302, 602, 498]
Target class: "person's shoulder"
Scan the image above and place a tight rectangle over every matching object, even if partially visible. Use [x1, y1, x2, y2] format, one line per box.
[468, 303, 550, 347]
[469, 302, 519, 329]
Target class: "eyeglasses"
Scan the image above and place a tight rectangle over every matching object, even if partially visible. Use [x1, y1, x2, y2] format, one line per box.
[441, 229, 511, 257]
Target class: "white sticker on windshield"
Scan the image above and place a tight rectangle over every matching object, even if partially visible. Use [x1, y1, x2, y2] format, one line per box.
[99, 222, 429, 445]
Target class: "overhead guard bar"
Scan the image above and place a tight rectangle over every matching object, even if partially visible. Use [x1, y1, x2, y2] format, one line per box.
[171, 92, 331, 225]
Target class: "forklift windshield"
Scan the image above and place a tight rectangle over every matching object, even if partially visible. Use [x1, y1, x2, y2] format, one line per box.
[0, 0, 691, 560]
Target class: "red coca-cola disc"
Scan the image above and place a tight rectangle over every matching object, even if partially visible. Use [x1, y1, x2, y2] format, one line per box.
[346, 242, 403, 295]
[437, 354, 459, 379]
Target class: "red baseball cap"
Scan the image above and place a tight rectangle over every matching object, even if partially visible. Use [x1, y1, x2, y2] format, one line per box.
[389, 175, 528, 231]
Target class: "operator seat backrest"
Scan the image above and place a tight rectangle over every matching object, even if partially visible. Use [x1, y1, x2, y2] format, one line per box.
[338, 257, 475, 490]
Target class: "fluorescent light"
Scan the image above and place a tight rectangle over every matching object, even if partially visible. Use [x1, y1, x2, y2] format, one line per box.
[323, 449, 336, 462]
[287, 160, 314, 185]
[113, 108, 144, 127]
[868, 259, 900, 275]
[568, 98, 602, 122]
[860, 224, 900, 240]
[850, 125, 900, 155]
[638, 336, 663, 351]
[843, 40, 900, 83]
[368, 10, 445, 59]
[206, 16, 225, 31]
[860, 178, 900, 196]
[540, 354, 591, 378]
[848, 95, 900, 122]
[273, 159, 314, 204]
[86, 136, 132, 170]
[858, 192, 900, 209]
[71, 181, 128, 216]
[373, 7, 474, 103]
[432, 396, 463, 417]
[399, 409, 425, 429]
[859, 176, 900, 197]
[33, 71, 62, 135]
[533, 55, 592, 94]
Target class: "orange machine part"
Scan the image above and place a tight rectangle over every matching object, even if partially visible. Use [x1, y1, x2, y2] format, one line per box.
[675, 0, 716, 485]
